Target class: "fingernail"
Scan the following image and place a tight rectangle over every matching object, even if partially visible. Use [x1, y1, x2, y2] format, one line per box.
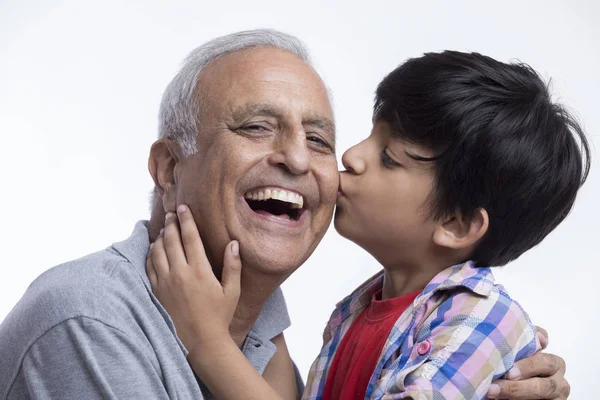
[231, 241, 239, 257]
[488, 384, 500, 398]
[149, 242, 154, 250]
[177, 204, 187, 214]
[506, 367, 521, 380]
[165, 212, 175, 220]
[159, 228, 164, 236]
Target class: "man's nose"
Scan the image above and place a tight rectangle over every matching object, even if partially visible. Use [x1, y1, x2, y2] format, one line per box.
[341, 140, 367, 175]
[268, 130, 311, 175]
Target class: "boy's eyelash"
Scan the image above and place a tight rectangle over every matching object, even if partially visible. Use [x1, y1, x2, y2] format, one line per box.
[380, 149, 400, 167]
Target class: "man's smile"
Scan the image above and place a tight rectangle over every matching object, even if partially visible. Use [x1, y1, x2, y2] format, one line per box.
[242, 186, 308, 226]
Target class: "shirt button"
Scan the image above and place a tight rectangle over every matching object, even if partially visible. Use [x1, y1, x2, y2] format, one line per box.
[417, 340, 431, 355]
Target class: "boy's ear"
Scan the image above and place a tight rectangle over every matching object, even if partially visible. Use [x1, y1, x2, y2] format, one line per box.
[433, 208, 489, 250]
[148, 138, 183, 212]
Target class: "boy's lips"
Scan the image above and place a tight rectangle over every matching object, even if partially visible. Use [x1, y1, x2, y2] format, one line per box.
[336, 186, 348, 206]
[336, 178, 346, 203]
[337, 176, 345, 197]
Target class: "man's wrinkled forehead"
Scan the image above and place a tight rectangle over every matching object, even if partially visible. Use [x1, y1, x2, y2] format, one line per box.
[198, 47, 334, 121]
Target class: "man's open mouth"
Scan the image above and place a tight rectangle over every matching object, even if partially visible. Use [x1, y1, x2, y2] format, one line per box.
[244, 187, 306, 221]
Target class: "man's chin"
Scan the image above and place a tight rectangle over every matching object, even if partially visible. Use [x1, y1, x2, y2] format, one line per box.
[239, 240, 309, 277]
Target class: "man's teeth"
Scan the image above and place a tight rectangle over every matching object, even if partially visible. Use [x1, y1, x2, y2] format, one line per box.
[244, 188, 304, 209]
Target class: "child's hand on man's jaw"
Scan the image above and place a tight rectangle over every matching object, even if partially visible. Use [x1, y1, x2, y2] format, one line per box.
[146, 204, 242, 355]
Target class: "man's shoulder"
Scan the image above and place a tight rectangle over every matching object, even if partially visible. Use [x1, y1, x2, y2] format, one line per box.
[8, 245, 154, 327]
[22, 247, 143, 316]
[0, 247, 154, 387]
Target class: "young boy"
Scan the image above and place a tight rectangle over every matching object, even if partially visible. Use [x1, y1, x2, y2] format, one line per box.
[147, 51, 589, 399]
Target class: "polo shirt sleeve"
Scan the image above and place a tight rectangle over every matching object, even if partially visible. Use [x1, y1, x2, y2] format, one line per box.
[382, 290, 540, 400]
[7, 316, 171, 400]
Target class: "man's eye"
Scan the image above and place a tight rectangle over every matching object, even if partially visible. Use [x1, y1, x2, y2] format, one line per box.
[307, 135, 333, 151]
[242, 124, 269, 132]
[380, 149, 400, 167]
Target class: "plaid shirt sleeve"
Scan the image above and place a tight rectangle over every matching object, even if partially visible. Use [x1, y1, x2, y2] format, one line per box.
[379, 289, 540, 400]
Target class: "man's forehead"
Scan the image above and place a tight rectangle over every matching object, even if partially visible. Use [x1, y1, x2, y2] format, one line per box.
[204, 48, 329, 101]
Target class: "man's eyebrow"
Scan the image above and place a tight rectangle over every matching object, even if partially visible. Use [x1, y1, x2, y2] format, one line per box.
[231, 103, 286, 121]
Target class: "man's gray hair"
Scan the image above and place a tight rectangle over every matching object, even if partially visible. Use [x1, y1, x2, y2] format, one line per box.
[158, 29, 312, 157]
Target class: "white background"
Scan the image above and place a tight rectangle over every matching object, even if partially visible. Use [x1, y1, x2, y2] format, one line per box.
[1, 0, 598, 397]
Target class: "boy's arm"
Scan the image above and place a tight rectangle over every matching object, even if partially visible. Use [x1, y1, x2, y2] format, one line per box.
[188, 332, 297, 400]
[263, 333, 302, 399]
[187, 334, 285, 400]
[377, 292, 539, 400]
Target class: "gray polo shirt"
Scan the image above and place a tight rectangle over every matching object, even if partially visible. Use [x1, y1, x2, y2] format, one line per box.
[0, 221, 293, 399]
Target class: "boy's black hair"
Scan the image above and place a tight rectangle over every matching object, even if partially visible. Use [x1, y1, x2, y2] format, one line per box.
[375, 50, 591, 267]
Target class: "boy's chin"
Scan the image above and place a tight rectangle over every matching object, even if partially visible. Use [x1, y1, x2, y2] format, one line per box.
[333, 211, 351, 238]
[334, 214, 364, 245]
[334, 209, 383, 253]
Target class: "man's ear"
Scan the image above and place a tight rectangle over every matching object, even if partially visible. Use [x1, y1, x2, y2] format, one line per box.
[433, 208, 489, 250]
[148, 138, 183, 212]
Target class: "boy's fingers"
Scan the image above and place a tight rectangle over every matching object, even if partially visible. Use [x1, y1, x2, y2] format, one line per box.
[163, 212, 187, 268]
[221, 241, 242, 304]
[176, 205, 209, 273]
[150, 233, 170, 280]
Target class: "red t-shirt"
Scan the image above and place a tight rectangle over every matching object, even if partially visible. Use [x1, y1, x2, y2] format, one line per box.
[322, 289, 421, 400]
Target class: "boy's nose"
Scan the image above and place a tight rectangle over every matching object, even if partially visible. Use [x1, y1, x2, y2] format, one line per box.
[341, 141, 366, 175]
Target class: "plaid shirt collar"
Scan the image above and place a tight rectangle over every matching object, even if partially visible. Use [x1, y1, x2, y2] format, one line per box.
[325, 261, 495, 341]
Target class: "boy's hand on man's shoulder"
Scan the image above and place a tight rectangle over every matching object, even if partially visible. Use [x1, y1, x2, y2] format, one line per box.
[487, 327, 570, 400]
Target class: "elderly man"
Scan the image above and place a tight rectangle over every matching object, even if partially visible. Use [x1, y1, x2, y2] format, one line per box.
[0, 29, 569, 399]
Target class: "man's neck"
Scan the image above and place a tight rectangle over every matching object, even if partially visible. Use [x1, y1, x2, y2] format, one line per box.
[229, 268, 287, 347]
[148, 206, 165, 242]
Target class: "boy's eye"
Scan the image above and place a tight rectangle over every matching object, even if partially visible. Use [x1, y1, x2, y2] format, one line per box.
[380, 149, 401, 167]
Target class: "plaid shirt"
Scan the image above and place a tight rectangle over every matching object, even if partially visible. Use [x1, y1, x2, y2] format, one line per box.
[303, 261, 540, 400]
